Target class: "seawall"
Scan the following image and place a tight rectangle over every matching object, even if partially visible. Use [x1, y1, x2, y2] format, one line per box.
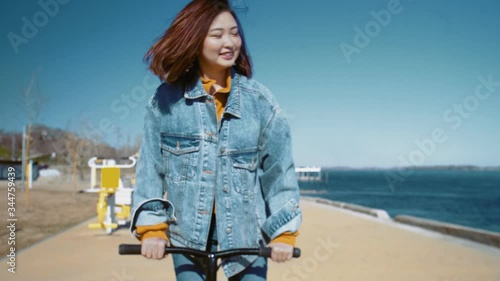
[301, 196, 500, 248]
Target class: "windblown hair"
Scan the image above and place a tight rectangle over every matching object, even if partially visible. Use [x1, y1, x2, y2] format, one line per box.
[144, 0, 252, 86]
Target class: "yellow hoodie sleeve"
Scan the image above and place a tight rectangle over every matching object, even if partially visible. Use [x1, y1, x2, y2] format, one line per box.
[135, 222, 169, 242]
[270, 231, 299, 247]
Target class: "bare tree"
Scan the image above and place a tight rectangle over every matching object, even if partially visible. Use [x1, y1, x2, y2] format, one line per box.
[132, 133, 142, 155]
[59, 120, 95, 184]
[23, 71, 47, 210]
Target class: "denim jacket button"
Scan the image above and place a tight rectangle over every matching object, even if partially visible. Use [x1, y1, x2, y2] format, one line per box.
[225, 227, 232, 234]
[222, 185, 229, 193]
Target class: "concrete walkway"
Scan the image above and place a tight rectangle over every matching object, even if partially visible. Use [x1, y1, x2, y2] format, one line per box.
[2, 199, 500, 281]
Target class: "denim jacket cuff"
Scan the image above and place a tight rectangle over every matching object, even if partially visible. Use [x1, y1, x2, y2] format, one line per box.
[129, 198, 176, 238]
[261, 198, 301, 240]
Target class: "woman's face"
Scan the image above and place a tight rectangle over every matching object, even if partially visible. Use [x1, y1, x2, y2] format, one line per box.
[199, 11, 242, 73]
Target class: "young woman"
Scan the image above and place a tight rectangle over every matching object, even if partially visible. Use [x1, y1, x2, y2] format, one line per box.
[130, 0, 302, 280]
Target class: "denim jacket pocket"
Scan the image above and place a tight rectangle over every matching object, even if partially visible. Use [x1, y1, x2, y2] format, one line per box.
[229, 148, 259, 196]
[161, 134, 200, 183]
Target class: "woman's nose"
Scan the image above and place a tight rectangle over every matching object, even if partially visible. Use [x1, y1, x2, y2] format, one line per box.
[223, 35, 235, 48]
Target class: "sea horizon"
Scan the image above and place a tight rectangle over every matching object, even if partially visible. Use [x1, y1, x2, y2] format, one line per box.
[298, 169, 500, 234]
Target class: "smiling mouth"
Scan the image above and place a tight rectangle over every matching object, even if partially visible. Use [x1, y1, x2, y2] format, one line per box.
[220, 52, 234, 59]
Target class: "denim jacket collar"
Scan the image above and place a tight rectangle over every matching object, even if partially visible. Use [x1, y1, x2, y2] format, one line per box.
[184, 68, 241, 119]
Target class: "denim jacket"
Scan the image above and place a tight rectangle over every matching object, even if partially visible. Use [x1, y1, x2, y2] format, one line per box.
[130, 69, 302, 277]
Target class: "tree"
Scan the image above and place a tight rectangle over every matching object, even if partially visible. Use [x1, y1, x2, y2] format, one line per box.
[22, 70, 47, 209]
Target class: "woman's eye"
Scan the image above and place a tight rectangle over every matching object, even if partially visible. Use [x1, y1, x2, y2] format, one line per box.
[231, 32, 239, 36]
[211, 34, 222, 38]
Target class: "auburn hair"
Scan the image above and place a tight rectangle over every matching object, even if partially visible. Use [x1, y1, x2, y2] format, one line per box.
[144, 0, 252, 86]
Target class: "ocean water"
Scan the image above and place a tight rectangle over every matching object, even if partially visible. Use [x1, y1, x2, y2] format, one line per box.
[298, 169, 500, 233]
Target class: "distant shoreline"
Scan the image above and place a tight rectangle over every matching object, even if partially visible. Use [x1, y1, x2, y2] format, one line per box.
[318, 166, 500, 171]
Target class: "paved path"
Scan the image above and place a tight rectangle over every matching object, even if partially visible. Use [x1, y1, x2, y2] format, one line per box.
[2, 199, 500, 281]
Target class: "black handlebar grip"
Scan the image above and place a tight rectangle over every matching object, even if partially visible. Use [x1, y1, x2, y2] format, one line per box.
[292, 248, 301, 258]
[259, 247, 301, 258]
[259, 247, 273, 257]
[119, 244, 142, 255]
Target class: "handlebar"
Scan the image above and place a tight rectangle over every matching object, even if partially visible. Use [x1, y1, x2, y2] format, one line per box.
[118, 244, 301, 259]
[119, 243, 300, 281]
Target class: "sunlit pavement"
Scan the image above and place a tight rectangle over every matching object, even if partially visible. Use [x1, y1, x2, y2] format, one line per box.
[2, 199, 500, 281]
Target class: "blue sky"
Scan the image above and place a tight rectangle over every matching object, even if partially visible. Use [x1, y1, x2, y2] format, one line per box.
[1, 0, 499, 168]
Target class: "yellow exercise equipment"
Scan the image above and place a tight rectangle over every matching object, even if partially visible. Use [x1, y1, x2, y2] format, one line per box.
[85, 157, 136, 234]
